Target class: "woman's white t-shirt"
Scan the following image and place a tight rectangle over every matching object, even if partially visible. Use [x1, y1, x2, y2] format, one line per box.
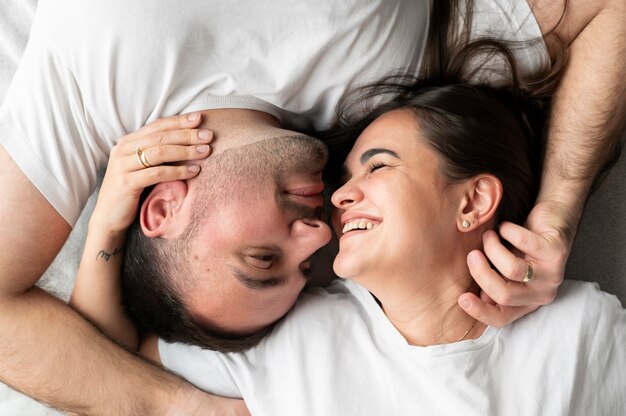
[160, 279, 626, 416]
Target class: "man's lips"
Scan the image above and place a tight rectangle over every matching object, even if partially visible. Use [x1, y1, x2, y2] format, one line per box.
[286, 183, 324, 196]
[285, 183, 325, 207]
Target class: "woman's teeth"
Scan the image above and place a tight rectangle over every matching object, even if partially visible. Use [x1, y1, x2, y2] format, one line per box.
[342, 219, 378, 234]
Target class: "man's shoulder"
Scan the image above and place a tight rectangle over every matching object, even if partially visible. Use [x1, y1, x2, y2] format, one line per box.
[266, 280, 362, 333]
[295, 280, 358, 315]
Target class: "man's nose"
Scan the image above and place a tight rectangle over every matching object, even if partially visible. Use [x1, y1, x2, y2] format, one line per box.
[292, 218, 332, 253]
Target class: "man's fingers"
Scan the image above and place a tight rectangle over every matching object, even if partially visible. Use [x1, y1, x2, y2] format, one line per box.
[498, 222, 544, 257]
[458, 292, 539, 328]
[482, 230, 531, 282]
[479, 290, 496, 305]
[467, 250, 535, 306]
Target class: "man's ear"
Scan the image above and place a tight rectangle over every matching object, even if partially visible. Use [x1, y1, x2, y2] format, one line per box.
[457, 174, 502, 232]
[140, 180, 190, 238]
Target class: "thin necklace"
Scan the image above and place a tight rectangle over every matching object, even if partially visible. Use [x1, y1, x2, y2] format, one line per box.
[384, 282, 480, 345]
[442, 316, 478, 342]
[439, 281, 480, 343]
[403, 311, 478, 345]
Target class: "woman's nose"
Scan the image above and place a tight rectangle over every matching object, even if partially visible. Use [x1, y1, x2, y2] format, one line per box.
[331, 180, 362, 209]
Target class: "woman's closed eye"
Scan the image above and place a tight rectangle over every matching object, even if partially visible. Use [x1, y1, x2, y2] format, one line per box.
[366, 162, 387, 174]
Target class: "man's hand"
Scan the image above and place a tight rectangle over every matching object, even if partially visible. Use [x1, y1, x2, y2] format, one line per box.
[461, 0, 626, 328]
[459, 201, 571, 327]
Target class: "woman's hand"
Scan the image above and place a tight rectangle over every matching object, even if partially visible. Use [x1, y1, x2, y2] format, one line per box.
[459, 201, 571, 327]
[70, 112, 213, 348]
[90, 112, 213, 235]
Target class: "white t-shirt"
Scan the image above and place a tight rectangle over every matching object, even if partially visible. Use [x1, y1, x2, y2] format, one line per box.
[0, 0, 546, 226]
[160, 279, 626, 416]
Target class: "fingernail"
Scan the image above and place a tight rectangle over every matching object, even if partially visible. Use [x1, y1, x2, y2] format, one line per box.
[460, 299, 471, 310]
[188, 165, 200, 173]
[187, 113, 200, 122]
[198, 130, 212, 140]
[467, 251, 478, 265]
[196, 145, 210, 153]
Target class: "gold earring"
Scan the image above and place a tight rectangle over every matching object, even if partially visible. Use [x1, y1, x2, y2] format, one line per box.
[462, 220, 471, 229]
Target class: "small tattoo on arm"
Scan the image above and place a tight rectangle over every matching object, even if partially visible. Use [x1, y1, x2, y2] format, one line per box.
[95, 246, 124, 262]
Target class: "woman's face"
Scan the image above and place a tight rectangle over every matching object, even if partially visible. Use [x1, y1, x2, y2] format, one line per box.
[331, 110, 466, 285]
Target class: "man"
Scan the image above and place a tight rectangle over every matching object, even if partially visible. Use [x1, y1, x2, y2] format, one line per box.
[71, 108, 334, 353]
[0, 1, 428, 413]
[0, 0, 624, 414]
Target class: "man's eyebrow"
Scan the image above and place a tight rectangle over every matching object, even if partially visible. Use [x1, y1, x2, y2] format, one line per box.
[231, 267, 287, 290]
[360, 148, 399, 164]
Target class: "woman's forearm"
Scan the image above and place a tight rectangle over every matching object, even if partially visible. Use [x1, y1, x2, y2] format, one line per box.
[70, 219, 139, 349]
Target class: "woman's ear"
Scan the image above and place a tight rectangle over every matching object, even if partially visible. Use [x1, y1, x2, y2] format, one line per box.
[140, 180, 190, 238]
[457, 174, 503, 232]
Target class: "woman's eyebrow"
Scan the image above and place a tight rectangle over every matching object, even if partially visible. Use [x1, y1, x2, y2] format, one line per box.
[360, 148, 399, 164]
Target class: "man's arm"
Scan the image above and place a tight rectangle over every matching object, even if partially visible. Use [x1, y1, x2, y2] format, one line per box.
[0, 145, 244, 415]
[531, 0, 625, 239]
[461, 0, 626, 324]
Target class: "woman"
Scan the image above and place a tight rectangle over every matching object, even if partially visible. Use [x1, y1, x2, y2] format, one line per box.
[154, 81, 625, 415]
[71, 76, 626, 415]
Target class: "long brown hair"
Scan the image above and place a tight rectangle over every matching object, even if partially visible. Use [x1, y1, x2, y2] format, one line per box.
[322, 0, 569, 225]
[421, 0, 566, 94]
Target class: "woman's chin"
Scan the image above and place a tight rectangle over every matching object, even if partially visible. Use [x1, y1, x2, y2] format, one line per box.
[332, 252, 365, 280]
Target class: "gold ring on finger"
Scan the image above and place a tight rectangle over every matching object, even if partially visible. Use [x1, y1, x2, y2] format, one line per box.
[522, 262, 534, 283]
[135, 146, 152, 169]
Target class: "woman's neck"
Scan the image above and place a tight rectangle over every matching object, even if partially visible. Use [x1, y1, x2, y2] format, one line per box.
[366, 272, 485, 346]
